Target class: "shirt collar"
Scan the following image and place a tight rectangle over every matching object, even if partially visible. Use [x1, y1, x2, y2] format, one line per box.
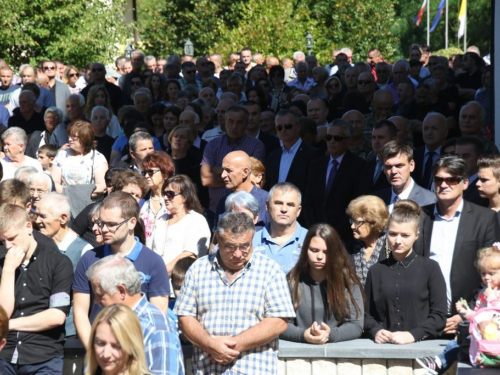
[104, 236, 143, 261]
[388, 249, 417, 268]
[434, 199, 464, 220]
[425, 145, 441, 156]
[282, 138, 302, 153]
[211, 249, 253, 271]
[224, 133, 248, 145]
[329, 152, 345, 165]
[132, 294, 147, 312]
[391, 177, 415, 200]
[262, 221, 304, 243]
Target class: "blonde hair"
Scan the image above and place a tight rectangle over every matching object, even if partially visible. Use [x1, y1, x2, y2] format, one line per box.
[250, 157, 266, 188]
[346, 195, 389, 236]
[84, 304, 150, 375]
[476, 247, 500, 272]
[85, 85, 114, 118]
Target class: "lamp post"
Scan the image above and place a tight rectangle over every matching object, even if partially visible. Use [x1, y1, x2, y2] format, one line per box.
[124, 44, 134, 59]
[184, 39, 194, 57]
[306, 33, 313, 56]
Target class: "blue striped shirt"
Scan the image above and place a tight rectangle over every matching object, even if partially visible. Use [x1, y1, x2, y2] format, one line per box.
[134, 295, 185, 375]
[174, 251, 295, 374]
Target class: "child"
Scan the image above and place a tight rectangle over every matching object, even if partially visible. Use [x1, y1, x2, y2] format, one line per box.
[169, 257, 196, 342]
[37, 144, 57, 172]
[417, 245, 500, 374]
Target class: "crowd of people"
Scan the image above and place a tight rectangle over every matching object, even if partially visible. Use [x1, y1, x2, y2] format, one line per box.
[0, 42, 495, 375]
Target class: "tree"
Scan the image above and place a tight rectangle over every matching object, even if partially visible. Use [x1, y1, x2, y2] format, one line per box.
[0, 0, 130, 68]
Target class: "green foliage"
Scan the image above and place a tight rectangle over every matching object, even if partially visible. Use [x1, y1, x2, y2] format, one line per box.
[434, 47, 464, 58]
[0, 0, 130, 68]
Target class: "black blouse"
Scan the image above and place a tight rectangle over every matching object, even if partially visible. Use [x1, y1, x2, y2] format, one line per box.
[363, 251, 447, 341]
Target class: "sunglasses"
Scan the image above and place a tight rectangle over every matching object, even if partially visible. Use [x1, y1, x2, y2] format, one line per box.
[325, 134, 349, 142]
[69, 73, 79, 78]
[275, 124, 294, 132]
[141, 169, 161, 177]
[434, 176, 463, 185]
[357, 80, 373, 85]
[92, 68, 104, 73]
[162, 190, 181, 200]
[131, 81, 142, 86]
[43, 66, 56, 71]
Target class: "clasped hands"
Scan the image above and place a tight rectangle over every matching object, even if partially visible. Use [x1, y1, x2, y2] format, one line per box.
[374, 329, 415, 345]
[304, 321, 330, 344]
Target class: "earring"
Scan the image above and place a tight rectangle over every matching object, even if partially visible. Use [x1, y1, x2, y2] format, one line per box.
[385, 238, 391, 259]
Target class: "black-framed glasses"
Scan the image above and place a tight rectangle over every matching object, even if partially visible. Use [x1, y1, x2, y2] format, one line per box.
[95, 218, 131, 230]
[349, 218, 367, 228]
[141, 169, 161, 177]
[433, 176, 464, 186]
[357, 80, 373, 85]
[325, 134, 349, 142]
[162, 190, 181, 200]
[276, 124, 294, 132]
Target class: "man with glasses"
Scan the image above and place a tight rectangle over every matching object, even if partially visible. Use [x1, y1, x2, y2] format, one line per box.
[265, 109, 321, 196]
[414, 156, 500, 337]
[27, 172, 53, 210]
[304, 120, 365, 240]
[81, 63, 122, 114]
[118, 50, 145, 97]
[176, 212, 294, 374]
[357, 71, 376, 107]
[179, 61, 201, 90]
[42, 60, 71, 120]
[72, 191, 170, 347]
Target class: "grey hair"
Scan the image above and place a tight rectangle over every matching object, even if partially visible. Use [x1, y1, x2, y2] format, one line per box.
[68, 94, 85, 107]
[44, 107, 63, 122]
[329, 119, 353, 137]
[340, 47, 353, 55]
[216, 211, 255, 238]
[133, 90, 151, 101]
[19, 64, 36, 77]
[91, 105, 111, 121]
[144, 55, 156, 63]
[181, 110, 200, 124]
[88, 201, 102, 222]
[38, 192, 71, 218]
[129, 131, 153, 153]
[86, 255, 142, 296]
[293, 51, 306, 60]
[2, 127, 28, 146]
[14, 166, 38, 181]
[460, 101, 485, 122]
[423, 112, 447, 126]
[28, 172, 54, 192]
[131, 50, 145, 59]
[393, 59, 410, 72]
[267, 182, 302, 205]
[432, 155, 470, 180]
[225, 191, 260, 219]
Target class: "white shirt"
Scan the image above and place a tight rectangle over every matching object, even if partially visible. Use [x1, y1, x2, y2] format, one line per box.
[429, 199, 464, 313]
[202, 125, 225, 142]
[1, 155, 43, 181]
[388, 178, 415, 213]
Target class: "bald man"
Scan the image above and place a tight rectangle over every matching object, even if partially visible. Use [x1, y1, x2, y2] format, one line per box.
[388, 116, 411, 144]
[36, 73, 50, 89]
[342, 110, 372, 160]
[8, 90, 45, 134]
[199, 87, 217, 108]
[265, 56, 280, 73]
[214, 151, 269, 230]
[364, 89, 394, 135]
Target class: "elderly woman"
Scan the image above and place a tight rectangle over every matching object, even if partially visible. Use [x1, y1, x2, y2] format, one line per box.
[50, 121, 108, 198]
[25, 107, 63, 158]
[90, 106, 115, 162]
[345, 195, 389, 286]
[84, 85, 121, 138]
[64, 65, 81, 94]
[1, 127, 42, 180]
[151, 175, 210, 276]
[139, 151, 175, 247]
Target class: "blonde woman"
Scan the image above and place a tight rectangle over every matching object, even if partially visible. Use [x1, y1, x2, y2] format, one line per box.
[85, 304, 150, 375]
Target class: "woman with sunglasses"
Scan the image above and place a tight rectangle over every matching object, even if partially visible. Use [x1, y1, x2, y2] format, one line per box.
[139, 151, 175, 248]
[281, 223, 364, 344]
[345, 195, 389, 286]
[64, 65, 81, 94]
[151, 175, 210, 277]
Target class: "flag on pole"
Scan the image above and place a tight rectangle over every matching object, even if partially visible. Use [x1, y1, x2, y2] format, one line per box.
[414, 0, 427, 27]
[458, 0, 467, 38]
[430, 0, 446, 33]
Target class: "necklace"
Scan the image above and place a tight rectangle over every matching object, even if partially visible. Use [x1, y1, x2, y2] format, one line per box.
[151, 196, 162, 202]
[389, 254, 417, 269]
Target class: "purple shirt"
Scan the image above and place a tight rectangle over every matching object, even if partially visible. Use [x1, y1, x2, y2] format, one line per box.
[201, 133, 265, 212]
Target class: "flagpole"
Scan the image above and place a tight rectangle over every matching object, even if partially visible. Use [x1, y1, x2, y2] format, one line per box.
[463, 1, 467, 51]
[427, 0, 430, 46]
[445, 0, 448, 49]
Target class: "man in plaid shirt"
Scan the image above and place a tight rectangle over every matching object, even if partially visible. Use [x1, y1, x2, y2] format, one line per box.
[175, 212, 295, 374]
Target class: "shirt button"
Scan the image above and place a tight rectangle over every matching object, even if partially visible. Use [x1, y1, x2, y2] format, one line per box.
[18, 341, 21, 345]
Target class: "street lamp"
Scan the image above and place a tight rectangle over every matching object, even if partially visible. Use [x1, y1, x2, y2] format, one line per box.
[306, 33, 313, 56]
[124, 44, 134, 59]
[184, 39, 194, 57]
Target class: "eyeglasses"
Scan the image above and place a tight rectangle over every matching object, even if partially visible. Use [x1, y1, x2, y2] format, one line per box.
[357, 80, 373, 85]
[45, 116, 59, 121]
[433, 176, 464, 186]
[69, 73, 79, 78]
[327, 83, 340, 89]
[95, 217, 131, 230]
[275, 124, 294, 132]
[43, 66, 56, 71]
[325, 134, 349, 142]
[141, 169, 161, 177]
[162, 190, 181, 200]
[30, 188, 48, 196]
[68, 134, 79, 140]
[222, 242, 252, 254]
[131, 81, 142, 86]
[92, 68, 104, 73]
[349, 218, 367, 228]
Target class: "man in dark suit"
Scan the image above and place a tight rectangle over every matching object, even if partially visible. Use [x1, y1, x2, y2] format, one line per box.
[304, 120, 365, 240]
[265, 109, 321, 196]
[414, 156, 500, 336]
[357, 120, 396, 195]
[374, 141, 436, 211]
[243, 101, 280, 157]
[456, 135, 490, 207]
[412, 112, 448, 189]
[81, 62, 123, 114]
